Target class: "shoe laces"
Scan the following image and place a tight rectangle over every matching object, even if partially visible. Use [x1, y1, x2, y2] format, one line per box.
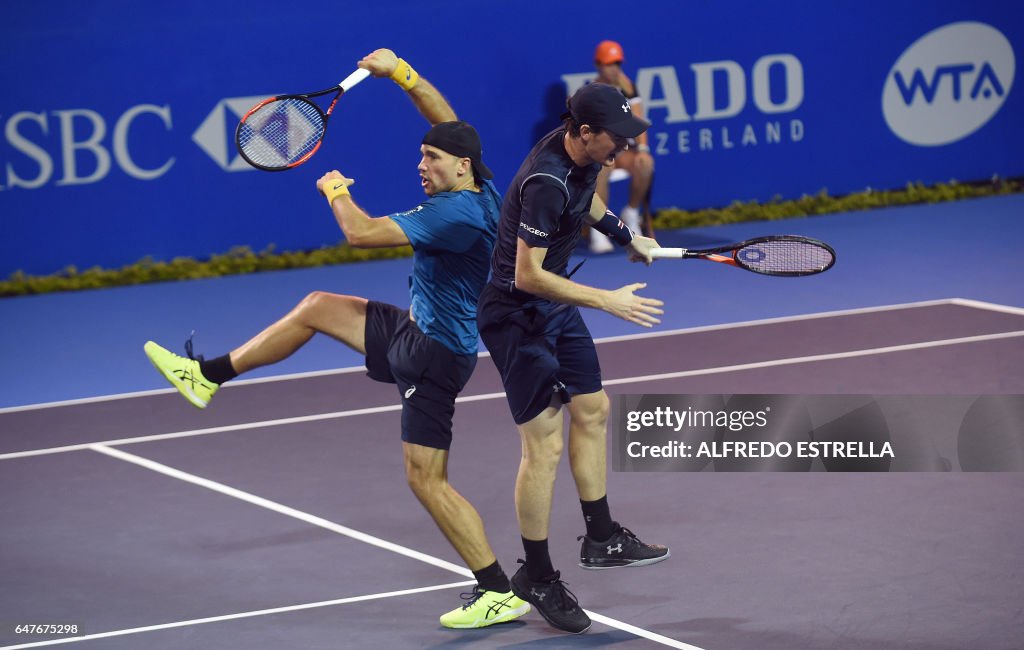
[184, 330, 205, 362]
[578, 522, 635, 544]
[458, 585, 485, 610]
[516, 560, 581, 611]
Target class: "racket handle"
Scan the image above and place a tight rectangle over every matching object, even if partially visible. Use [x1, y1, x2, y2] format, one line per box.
[650, 247, 685, 259]
[340, 68, 372, 91]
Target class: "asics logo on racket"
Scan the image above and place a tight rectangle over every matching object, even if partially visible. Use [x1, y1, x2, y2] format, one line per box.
[519, 222, 548, 238]
[607, 543, 623, 554]
[405, 385, 417, 399]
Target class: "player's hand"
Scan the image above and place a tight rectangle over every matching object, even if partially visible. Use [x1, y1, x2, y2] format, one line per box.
[626, 235, 660, 265]
[603, 282, 664, 328]
[358, 49, 399, 78]
[316, 170, 354, 196]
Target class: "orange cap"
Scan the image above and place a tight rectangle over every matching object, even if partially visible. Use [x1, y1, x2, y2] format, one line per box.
[594, 40, 625, 65]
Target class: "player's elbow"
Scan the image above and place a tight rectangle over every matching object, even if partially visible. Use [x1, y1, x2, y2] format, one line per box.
[343, 227, 371, 248]
[514, 264, 542, 294]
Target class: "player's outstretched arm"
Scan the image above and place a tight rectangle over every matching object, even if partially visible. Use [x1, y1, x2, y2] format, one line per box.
[316, 170, 410, 248]
[587, 190, 659, 264]
[358, 48, 457, 125]
[514, 239, 664, 328]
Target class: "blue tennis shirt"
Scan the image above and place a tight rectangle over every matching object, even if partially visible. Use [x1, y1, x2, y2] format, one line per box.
[389, 180, 501, 355]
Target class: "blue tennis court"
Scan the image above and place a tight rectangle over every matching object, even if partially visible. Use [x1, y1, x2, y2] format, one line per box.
[1, 196, 1023, 649]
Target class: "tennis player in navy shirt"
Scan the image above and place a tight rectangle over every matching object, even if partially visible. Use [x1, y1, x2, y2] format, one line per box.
[477, 82, 671, 634]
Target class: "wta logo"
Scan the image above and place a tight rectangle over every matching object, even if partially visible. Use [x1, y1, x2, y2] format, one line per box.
[883, 22, 1015, 146]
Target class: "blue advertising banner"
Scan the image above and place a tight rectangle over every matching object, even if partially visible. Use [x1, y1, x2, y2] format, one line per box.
[1, 0, 1021, 277]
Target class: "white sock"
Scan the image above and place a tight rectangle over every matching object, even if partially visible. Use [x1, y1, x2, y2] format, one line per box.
[621, 205, 641, 232]
[589, 227, 614, 253]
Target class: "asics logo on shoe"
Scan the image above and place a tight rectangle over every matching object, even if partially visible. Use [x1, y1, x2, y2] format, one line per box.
[486, 595, 515, 619]
[607, 543, 623, 554]
[404, 385, 417, 398]
[174, 368, 211, 391]
[530, 588, 546, 601]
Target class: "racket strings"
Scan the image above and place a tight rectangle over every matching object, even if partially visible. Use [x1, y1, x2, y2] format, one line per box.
[238, 98, 325, 168]
[736, 241, 834, 275]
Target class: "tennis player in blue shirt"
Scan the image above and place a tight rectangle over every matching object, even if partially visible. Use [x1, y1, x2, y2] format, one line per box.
[144, 48, 528, 630]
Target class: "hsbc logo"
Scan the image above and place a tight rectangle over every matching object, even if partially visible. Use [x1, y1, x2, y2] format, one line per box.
[0, 95, 270, 191]
[883, 22, 1015, 146]
[192, 95, 268, 171]
[0, 105, 176, 190]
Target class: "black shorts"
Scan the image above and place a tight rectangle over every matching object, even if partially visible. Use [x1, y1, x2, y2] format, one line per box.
[364, 301, 476, 450]
[477, 283, 602, 425]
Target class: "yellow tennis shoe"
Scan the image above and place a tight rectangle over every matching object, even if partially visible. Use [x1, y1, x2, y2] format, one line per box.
[439, 586, 530, 629]
[144, 341, 219, 409]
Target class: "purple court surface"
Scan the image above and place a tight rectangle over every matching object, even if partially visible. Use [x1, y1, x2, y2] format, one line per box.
[1, 196, 1023, 649]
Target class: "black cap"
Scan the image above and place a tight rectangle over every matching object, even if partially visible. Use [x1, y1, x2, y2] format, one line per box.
[563, 82, 650, 138]
[421, 121, 493, 180]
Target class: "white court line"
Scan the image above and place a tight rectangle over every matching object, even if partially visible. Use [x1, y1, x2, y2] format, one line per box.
[0, 366, 370, 415]
[0, 580, 476, 649]
[4, 297, 1011, 415]
[948, 297, 1024, 317]
[83, 445, 702, 650]
[1, 328, 1021, 462]
[601, 329, 1024, 387]
[89, 444, 473, 577]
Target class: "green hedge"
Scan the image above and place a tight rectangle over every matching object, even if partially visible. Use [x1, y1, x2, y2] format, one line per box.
[2, 178, 1020, 298]
[652, 177, 1023, 230]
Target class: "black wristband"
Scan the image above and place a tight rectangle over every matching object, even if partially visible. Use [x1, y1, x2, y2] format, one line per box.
[592, 210, 634, 246]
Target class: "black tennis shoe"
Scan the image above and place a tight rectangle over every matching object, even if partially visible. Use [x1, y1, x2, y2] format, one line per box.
[510, 562, 591, 634]
[578, 523, 670, 569]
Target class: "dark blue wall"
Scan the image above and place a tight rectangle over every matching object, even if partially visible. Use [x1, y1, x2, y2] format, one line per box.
[2, 0, 1021, 276]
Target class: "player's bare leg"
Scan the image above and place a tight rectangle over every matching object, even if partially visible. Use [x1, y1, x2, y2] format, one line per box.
[403, 441, 498, 570]
[230, 291, 368, 372]
[566, 389, 610, 501]
[515, 403, 565, 540]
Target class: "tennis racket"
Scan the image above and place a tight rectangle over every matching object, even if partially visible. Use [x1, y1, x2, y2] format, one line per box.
[235, 68, 372, 172]
[650, 235, 836, 276]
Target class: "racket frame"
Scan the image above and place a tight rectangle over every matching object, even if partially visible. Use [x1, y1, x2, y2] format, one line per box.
[650, 235, 836, 277]
[235, 68, 371, 172]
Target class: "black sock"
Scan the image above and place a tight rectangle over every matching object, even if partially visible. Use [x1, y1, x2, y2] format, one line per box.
[522, 537, 555, 582]
[198, 354, 238, 385]
[581, 495, 615, 541]
[473, 561, 510, 593]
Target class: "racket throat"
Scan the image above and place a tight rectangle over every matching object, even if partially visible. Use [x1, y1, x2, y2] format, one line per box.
[703, 253, 737, 266]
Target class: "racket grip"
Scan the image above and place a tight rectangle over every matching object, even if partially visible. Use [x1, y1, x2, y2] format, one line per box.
[340, 68, 372, 91]
[649, 248, 685, 259]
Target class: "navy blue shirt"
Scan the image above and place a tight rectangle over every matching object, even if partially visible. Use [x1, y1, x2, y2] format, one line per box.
[490, 128, 600, 292]
[389, 179, 501, 355]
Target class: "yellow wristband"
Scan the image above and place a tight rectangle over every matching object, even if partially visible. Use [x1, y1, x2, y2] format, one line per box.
[390, 58, 419, 91]
[324, 181, 350, 205]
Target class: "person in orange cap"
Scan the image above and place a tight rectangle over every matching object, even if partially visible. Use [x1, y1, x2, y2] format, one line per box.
[588, 40, 655, 253]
